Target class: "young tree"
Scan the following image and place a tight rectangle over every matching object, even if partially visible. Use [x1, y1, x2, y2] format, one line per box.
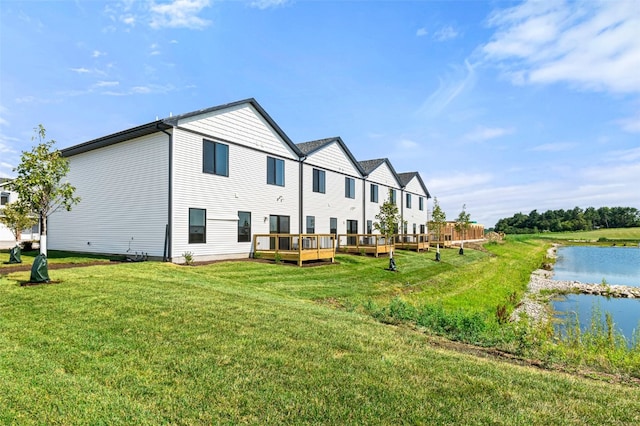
[374, 189, 403, 269]
[454, 204, 471, 255]
[427, 197, 446, 261]
[0, 199, 37, 243]
[8, 125, 80, 255]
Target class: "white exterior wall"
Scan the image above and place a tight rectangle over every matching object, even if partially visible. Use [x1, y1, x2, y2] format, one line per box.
[402, 177, 429, 234]
[301, 142, 363, 235]
[171, 111, 300, 261]
[48, 133, 169, 256]
[0, 189, 18, 247]
[364, 164, 402, 233]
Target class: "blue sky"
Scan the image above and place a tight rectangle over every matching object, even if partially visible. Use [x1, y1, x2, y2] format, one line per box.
[1, 0, 638, 227]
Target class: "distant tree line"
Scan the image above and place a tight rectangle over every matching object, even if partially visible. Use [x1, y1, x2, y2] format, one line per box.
[493, 207, 640, 234]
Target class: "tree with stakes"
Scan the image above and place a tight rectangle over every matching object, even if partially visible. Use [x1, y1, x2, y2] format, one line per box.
[454, 204, 471, 255]
[0, 199, 37, 263]
[8, 125, 80, 259]
[427, 197, 446, 261]
[373, 189, 403, 271]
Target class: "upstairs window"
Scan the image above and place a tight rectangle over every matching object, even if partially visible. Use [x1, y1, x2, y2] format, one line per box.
[419, 197, 424, 211]
[203, 140, 229, 176]
[406, 193, 412, 209]
[267, 156, 285, 186]
[313, 169, 325, 193]
[370, 184, 378, 203]
[390, 189, 397, 204]
[0, 192, 9, 206]
[345, 177, 355, 199]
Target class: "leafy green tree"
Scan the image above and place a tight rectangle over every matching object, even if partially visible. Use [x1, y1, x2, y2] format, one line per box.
[0, 199, 37, 243]
[454, 204, 471, 255]
[374, 189, 403, 258]
[8, 125, 80, 255]
[427, 197, 446, 260]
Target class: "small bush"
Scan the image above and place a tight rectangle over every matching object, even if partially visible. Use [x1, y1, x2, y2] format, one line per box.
[182, 251, 194, 266]
[21, 241, 34, 251]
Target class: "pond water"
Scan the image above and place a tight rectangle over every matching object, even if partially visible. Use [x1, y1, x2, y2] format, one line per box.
[553, 246, 640, 286]
[552, 246, 640, 345]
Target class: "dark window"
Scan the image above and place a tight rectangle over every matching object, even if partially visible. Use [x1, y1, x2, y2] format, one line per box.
[345, 177, 355, 199]
[267, 156, 285, 186]
[0, 192, 8, 206]
[306, 216, 315, 233]
[269, 214, 290, 250]
[330, 217, 337, 236]
[346, 220, 358, 245]
[238, 211, 251, 242]
[367, 220, 373, 234]
[403, 222, 408, 234]
[189, 208, 206, 244]
[406, 193, 412, 209]
[313, 169, 325, 193]
[390, 189, 397, 204]
[413, 223, 417, 234]
[370, 184, 378, 203]
[203, 140, 229, 176]
[420, 224, 425, 234]
[419, 197, 424, 211]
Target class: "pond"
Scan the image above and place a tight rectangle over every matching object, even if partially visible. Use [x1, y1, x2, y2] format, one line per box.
[552, 245, 640, 345]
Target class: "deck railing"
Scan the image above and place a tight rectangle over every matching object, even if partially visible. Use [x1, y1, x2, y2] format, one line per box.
[336, 234, 393, 257]
[253, 233, 336, 266]
[393, 233, 430, 252]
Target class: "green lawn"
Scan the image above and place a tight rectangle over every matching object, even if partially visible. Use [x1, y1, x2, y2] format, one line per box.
[1, 245, 639, 423]
[531, 227, 640, 242]
[0, 249, 118, 269]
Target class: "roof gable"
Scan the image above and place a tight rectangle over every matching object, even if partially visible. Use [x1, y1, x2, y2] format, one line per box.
[359, 158, 402, 187]
[297, 137, 365, 176]
[398, 172, 431, 198]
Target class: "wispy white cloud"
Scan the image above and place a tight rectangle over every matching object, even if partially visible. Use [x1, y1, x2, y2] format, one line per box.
[482, 0, 640, 94]
[616, 112, 640, 133]
[530, 142, 577, 152]
[250, 0, 290, 10]
[416, 27, 428, 37]
[433, 25, 459, 41]
[150, 0, 212, 30]
[93, 81, 120, 88]
[70, 67, 91, 74]
[604, 146, 640, 163]
[396, 139, 420, 149]
[417, 60, 477, 118]
[425, 172, 493, 195]
[464, 126, 514, 142]
[92, 50, 106, 58]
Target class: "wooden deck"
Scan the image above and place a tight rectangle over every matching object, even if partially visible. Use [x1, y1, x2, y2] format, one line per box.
[393, 234, 430, 252]
[253, 234, 336, 266]
[337, 234, 393, 257]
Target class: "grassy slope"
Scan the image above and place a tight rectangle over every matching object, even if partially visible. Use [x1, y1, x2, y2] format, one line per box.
[532, 227, 640, 241]
[2, 249, 639, 424]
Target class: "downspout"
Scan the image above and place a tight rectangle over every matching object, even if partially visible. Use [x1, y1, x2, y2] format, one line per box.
[159, 125, 173, 262]
[400, 187, 405, 235]
[299, 156, 306, 234]
[362, 177, 367, 232]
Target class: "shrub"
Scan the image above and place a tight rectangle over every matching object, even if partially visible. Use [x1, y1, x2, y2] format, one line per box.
[182, 251, 194, 266]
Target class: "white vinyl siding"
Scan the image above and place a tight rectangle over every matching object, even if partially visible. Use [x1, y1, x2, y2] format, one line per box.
[172, 127, 299, 260]
[177, 103, 299, 159]
[48, 132, 169, 256]
[401, 175, 429, 234]
[301, 141, 363, 235]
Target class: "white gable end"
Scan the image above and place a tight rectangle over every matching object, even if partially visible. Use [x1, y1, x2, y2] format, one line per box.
[404, 176, 427, 197]
[305, 142, 361, 177]
[367, 164, 400, 188]
[177, 103, 298, 160]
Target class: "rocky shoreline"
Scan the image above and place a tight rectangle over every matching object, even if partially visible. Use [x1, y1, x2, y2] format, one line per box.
[511, 244, 640, 324]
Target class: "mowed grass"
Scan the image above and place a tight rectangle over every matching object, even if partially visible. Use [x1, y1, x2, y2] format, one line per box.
[0, 249, 118, 269]
[531, 227, 640, 242]
[2, 245, 640, 424]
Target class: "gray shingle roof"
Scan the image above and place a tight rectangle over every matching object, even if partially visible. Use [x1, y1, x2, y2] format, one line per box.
[398, 171, 431, 198]
[298, 137, 366, 176]
[358, 158, 386, 174]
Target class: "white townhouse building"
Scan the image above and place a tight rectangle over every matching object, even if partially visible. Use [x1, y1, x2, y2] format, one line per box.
[398, 172, 431, 236]
[297, 137, 366, 237]
[360, 158, 404, 234]
[47, 98, 431, 262]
